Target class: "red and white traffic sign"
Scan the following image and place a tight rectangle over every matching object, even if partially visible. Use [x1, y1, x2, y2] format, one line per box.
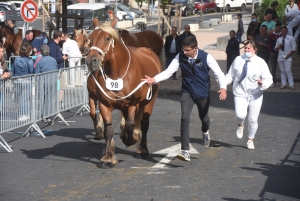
[21, 0, 39, 23]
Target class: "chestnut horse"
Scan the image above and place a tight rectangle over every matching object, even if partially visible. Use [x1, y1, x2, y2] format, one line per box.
[86, 18, 162, 168]
[74, 28, 164, 56]
[0, 27, 41, 59]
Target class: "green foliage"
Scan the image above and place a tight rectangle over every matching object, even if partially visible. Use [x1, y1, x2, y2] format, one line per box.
[255, 0, 289, 23]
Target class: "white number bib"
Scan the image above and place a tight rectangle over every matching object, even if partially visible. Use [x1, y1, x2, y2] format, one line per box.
[105, 78, 123, 91]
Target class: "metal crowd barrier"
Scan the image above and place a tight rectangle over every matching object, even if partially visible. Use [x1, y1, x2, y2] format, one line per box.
[0, 64, 89, 152]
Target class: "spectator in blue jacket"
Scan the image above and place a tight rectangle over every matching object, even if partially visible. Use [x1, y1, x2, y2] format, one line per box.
[48, 30, 67, 69]
[32, 32, 48, 54]
[178, 25, 195, 50]
[11, 43, 34, 121]
[34, 44, 58, 73]
[34, 44, 58, 123]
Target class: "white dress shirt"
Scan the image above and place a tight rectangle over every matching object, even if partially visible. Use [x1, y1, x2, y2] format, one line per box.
[226, 55, 273, 97]
[284, 4, 298, 14]
[154, 49, 227, 89]
[275, 35, 297, 61]
[62, 38, 81, 56]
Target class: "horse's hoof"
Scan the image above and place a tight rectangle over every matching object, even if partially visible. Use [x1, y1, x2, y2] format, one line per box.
[94, 135, 102, 140]
[98, 161, 115, 169]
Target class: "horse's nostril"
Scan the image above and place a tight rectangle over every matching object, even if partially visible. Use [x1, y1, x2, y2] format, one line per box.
[92, 58, 97, 65]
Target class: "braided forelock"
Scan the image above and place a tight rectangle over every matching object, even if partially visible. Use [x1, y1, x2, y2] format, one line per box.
[97, 24, 119, 40]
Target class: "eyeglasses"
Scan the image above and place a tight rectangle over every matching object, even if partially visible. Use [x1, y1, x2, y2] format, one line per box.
[182, 48, 194, 52]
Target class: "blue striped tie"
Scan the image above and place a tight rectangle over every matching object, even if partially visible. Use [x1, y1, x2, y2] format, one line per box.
[189, 58, 194, 65]
[238, 60, 250, 84]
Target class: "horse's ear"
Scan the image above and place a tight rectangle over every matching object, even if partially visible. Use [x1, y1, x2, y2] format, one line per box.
[110, 18, 118, 28]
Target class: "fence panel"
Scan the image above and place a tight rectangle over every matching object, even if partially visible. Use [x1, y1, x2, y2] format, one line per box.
[0, 75, 34, 133]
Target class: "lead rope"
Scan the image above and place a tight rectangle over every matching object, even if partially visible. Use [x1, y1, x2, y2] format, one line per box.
[91, 74, 152, 100]
[90, 35, 152, 100]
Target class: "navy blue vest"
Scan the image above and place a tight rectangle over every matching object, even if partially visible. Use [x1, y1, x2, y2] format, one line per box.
[32, 35, 47, 52]
[179, 49, 210, 100]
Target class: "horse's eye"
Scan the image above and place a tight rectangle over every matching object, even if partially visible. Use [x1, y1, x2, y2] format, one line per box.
[105, 37, 110, 42]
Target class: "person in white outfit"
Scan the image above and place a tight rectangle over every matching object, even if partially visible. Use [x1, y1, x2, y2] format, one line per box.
[275, 26, 297, 90]
[62, 33, 82, 87]
[284, 9, 300, 38]
[285, 0, 298, 14]
[225, 40, 273, 150]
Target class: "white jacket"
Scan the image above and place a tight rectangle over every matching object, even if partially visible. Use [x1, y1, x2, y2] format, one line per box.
[226, 55, 273, 97]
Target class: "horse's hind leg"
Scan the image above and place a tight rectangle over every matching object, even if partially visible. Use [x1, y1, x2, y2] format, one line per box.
[98, 104, 117, 168]
[89, 97, 104, 140]
[120, 106, 140, 146]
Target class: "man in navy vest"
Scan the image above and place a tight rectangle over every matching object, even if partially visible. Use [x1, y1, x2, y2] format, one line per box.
[142, 36, 227, 161]
[32, 32, 48, 54]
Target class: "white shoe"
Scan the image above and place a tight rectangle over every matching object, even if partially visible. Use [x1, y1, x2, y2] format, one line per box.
[236, 125, 244, 139]
[247, 140, 255, 150]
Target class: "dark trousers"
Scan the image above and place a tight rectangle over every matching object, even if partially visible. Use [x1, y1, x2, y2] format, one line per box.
[227, 54, 238, 73]
[270, 54, 278, 84]
[236, 34, 243, 43]
[180, 93, 210, 150]
[257, 52, 269, 64]
[166, 53, 177, 78]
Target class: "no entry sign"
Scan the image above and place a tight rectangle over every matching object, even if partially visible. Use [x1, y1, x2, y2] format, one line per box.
[21, 0, 39, 23]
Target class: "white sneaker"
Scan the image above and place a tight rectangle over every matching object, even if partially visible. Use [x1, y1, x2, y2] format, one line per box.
[247, 140, 255, 150]
[236, 125, 244, 139]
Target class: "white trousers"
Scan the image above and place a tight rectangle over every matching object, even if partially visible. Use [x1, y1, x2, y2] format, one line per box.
[287, 15, 300, 38]
[234, 94, 263, 139]
[68, 57, 81, 86]
[278, 60, 294, 86]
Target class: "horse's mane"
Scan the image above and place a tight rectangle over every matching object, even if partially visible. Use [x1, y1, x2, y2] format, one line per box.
[97, 24, 119, 40]
[75, 29, 89, 37]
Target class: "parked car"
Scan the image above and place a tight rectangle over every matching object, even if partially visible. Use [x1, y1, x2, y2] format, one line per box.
[215, 0, 246, 12]
[116, 3, 144, 18]
[194, 0, 217, 14]
[9, 1, 23, 10]
[245, 0, 261, 5]
[105, 4, 132, 21]
[171, 0, 195, 16]
[0, 2, 17, 10]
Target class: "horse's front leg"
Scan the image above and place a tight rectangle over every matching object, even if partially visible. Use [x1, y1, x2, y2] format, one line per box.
[120, 106, 140, 147]
[98, 104, 117, 168]
[89, 96, 104, 140]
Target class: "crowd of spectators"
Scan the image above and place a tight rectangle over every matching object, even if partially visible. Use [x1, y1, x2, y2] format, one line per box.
[0, 24, 82, 122]
[226, 0, 299, 90]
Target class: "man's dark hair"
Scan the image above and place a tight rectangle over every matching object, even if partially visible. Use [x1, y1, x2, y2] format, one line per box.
[237, 13, 242, 18]
[251, 13, 257, 17]
[276, 22, 282, 27]
[41, 32, 47, 37]
[172, 27, 177, 30]
[265, 12, 273, 17]
[271, 1, 279, 7]
[230, 30, 236, 35]
[53, 30, 63, 39]
[261, 25, 268, 30]
[40, 44, 50, 56]
[281, 26, 288, 31]
[182, 36, 198, 48]
[25, 30, 33, 35]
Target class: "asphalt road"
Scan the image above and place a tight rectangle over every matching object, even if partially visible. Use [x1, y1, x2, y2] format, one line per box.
[0, 79, 299, 201]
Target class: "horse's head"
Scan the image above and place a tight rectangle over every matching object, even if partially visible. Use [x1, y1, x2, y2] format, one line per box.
[74, 29, 89, 54]
[86, 18, 119, 72]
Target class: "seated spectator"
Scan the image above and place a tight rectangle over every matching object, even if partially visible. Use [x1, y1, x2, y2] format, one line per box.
[247, 13, 261, 40]
[261, 13, 276, 35]
[264, 1, 279, 22]
[11, 43, 34, 121]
